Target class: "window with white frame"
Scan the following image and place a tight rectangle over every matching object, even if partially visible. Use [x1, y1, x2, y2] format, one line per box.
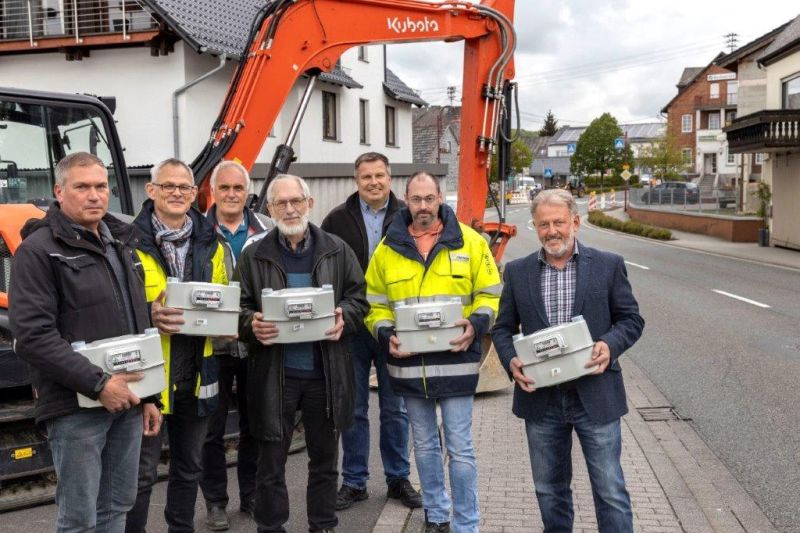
[359, 99, 369, 144]
[783, 73, 800, 109]
[755, 153, 765, 164]
[322, 91, 338, 140]
[710, 83, 720, 99]
[385, 105, 397, 147]
[358, 46, 368, 62]
[681, 114, 692, 133]
[682, 148, 692, 165]
[708, 112, 720, 130]
[727, 151, 735, 165]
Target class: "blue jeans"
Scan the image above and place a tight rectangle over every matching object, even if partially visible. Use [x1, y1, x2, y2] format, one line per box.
[46, 405, 143, 533]
[340, 327, 409, 489]
[405, 395, 479, 532]
[525, 389, 632, 533]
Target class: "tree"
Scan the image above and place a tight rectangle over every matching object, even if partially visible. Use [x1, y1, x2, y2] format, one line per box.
[490, 137, 533, 182]
[539, 110, 558, 136]
[570, 113, 631, 190]
[636, 131, 685, 182]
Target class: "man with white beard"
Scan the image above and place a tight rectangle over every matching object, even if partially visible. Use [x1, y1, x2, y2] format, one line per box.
[491, 189, 644, 533]
[234, 174, 368, 533]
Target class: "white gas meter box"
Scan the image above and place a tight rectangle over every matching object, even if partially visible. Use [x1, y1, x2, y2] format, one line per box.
[260, 285, 336, 344]
[73, 328, 166, 408]
[513, 316, 597, 388]
[165, 278, 240, 337]
[394, 299, 464, 354]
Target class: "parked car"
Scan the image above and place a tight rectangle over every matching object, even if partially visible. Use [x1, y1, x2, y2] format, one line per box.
[641, 181, 699, 204]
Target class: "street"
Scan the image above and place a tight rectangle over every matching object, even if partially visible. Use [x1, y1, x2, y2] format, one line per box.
[502, 202, 800, 531]
[2, 202, 798, 532]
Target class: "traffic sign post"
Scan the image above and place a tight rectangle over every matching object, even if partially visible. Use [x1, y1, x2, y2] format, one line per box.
[614, 137, 625, 151]
[620, 170, 632, 212]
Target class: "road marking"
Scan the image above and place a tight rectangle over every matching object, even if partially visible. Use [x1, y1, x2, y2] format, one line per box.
[712, 289, 771, 309]
[624, 261, 650, 270]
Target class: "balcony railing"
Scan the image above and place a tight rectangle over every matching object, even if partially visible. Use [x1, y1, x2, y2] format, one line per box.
[693, 93, 738, 109]
[725, 109, 800, 154]
[0, 0, 158, 48]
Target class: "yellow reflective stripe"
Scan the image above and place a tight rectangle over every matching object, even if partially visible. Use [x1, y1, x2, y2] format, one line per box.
[198, 381, 219, 399]
[474, 283, 503, 296]
[390, 294, 472, 308]
[386, 362, 481, 379]
[367, 293, 389, 305]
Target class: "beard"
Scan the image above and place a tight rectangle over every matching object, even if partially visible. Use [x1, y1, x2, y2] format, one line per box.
[542, 233, 575, 259]
[412, 209, 435, 228]
[276, 213, 309, 237]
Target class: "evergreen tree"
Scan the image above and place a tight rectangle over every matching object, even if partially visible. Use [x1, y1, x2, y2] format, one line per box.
[539, 110, 559, 136]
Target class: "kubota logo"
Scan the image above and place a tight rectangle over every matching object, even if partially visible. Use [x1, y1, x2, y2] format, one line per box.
[387, 16, 440, 33]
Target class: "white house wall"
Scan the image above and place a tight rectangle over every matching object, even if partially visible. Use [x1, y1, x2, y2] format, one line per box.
[0, 45, 186, 167]
[1, 44, 414, 170]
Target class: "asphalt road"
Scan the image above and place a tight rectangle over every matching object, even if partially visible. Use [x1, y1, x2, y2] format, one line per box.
[501, 202, 800, 531]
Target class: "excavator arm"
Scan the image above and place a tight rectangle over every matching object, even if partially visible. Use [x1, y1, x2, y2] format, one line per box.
[193, 0, 517, 261]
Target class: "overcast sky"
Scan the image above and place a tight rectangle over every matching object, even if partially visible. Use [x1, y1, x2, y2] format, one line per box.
[387, 1, 799, 131]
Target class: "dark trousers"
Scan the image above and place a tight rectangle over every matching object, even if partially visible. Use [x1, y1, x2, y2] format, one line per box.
[125, 391, 209, 533]
[200, 354, 257, 509]
[255, 377, 338, 533]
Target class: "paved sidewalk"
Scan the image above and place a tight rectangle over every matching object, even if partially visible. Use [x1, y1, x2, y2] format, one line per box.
[373, 358, 778, 532]
[599, 207, 800, 271]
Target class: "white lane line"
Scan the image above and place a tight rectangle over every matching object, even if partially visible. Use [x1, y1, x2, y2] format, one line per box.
[712, 289, 771, 308]
[624, 261, 650, 270]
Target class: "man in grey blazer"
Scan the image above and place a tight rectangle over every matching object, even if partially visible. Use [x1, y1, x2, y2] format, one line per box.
[491, 189, 644, 533]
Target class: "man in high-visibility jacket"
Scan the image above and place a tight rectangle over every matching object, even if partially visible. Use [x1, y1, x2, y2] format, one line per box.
[365, 171, 501, 533]
[125, 158, 227, 533]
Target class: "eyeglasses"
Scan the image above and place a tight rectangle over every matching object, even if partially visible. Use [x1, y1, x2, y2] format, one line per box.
[408, 195, 439, 206]
[271, 197, 307, 211]
[151, 182, 197, 195]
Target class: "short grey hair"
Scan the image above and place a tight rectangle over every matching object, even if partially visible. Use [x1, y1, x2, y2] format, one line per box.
[55, 152, 107, 187]
[210, 160, 250, 190]
[266, 174, 312, 204]
[531, 189, 578, 218]
[150, 158, 194, 183]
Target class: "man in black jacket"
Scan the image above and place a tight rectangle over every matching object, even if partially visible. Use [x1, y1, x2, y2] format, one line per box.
[320, 152, 420, 510]
[10, 152, 161, 532]
[236, 174, 368, 533]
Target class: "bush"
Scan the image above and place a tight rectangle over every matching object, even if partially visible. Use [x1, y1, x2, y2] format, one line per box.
[587, 210, 672, 240]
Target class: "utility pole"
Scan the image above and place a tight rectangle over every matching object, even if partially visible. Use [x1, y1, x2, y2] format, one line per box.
[724, 32, 739, 53]
[446, 86, 457, 106]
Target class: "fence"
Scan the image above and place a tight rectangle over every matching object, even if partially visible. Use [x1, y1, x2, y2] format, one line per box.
[628, 186, 737, 213]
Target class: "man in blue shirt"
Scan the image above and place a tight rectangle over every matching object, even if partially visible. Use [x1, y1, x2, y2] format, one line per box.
[201, 161, 273, 530]
[321, 153, 421, 510]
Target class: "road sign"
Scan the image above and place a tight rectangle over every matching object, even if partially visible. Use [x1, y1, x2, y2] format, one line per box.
[543, 168, 553, 178]
[622, 163, 630, 170]
[567, 142, 576, 155]
[621, 169, 632, 181]
[614, 137, 625, 150]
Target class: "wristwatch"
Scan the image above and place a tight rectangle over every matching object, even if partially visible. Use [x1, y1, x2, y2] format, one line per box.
[92, 372, 112, 398]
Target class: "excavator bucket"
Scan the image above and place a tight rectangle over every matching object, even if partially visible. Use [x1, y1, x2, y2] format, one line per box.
[476, 335, 512, 393]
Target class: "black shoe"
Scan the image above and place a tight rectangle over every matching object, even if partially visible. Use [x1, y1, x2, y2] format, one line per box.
[206, 505, 230, 531]
[387, 479, 422, 509]
[335, 485, 368, 510]
[310, 529, 335, 533]
[424, 522, 450, 533]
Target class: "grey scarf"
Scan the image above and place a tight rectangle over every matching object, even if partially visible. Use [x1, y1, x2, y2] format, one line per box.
[152, 213, 193, 280]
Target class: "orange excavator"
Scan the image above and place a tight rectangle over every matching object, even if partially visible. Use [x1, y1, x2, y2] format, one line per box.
[0, 0, 517, 509]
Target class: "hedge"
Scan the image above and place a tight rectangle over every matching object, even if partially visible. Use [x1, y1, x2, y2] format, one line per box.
[587, 210, 672, 240]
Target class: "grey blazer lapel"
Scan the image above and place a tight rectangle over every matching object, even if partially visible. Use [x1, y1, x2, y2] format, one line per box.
[527, 252, 550, 327]
[573, 244, 591, 316]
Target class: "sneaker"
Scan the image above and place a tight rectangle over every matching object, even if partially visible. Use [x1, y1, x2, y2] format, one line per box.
[205, 505, 230, 531]
[424, 522, 450, 533]
[335, 485, 368, 510]
[387, 479, 422, 509]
